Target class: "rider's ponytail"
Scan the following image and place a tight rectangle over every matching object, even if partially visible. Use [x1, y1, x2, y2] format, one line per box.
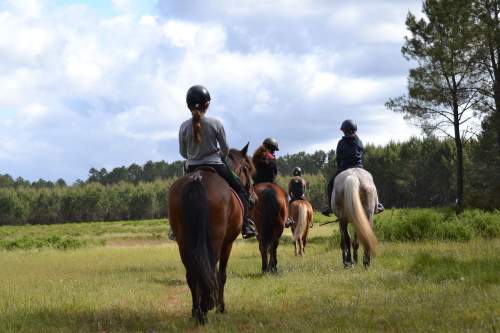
[192, 110, 203, 144]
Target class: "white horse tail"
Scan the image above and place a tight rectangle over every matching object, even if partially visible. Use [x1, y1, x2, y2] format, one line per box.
[344, 175, 378, 256]
[293, 202, 308, 241]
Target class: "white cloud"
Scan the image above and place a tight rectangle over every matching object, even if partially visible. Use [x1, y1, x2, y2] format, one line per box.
[0, 0, 420, 182]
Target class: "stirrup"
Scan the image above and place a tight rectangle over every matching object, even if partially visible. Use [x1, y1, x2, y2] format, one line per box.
[242, 218, 257, 239]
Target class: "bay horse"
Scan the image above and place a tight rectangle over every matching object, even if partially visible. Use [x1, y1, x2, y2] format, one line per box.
[168, 144, 254, 324]
[289, 199, 313, 257]
[331, 168, 379, 268]
[250, 183, 288, 273]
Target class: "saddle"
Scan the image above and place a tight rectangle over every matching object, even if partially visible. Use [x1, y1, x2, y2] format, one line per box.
[190, 166, 244, 213]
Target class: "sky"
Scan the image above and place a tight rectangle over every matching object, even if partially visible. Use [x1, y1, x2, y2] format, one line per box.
[0, 0, 423, 183]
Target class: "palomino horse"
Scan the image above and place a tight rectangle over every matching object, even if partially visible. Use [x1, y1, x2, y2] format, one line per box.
[289, 199, 313, 256]
[331, 168, 379, 268]
[168, 144, 254, 324]
[250, 183, 288, 273]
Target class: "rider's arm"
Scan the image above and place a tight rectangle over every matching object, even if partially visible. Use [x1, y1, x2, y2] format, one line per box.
[179, 125, 188, 159]
[336, 140, 343, 168]
[216, 120, 229, 159]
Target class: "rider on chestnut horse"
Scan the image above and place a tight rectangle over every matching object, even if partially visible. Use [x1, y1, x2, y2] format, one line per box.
[252, 137, 279, 185]
[179, 85, 257, 238]
[288, 167, 307, 203]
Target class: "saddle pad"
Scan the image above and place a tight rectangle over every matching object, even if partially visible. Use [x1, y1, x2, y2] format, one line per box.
[194, 166, 217, 173]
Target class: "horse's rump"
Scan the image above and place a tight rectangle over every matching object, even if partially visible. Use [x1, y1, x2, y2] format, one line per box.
[333, 168, 378, 256]
[289, 200, 311, 241]
[251, 182, 287, 272]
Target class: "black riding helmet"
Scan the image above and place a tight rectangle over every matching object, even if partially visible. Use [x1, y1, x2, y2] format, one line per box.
[263, 137, 279, 151]
[292, 167, 302, 176]
[186, 85, 211, 109]
[340, 119, 357, 133]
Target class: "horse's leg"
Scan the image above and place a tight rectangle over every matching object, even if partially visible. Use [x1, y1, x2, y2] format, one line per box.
[353, 233, 359, 265]
[186, 270, 205, 324]
[299, 238, 304, 257]
[217, 243, 232, 314]
[339, 219, 352, 268]
[363, 211, 374, 269]
[269, 239, 279, 273]
[294, 239, 299, 256]
[260, 241, 269, 273]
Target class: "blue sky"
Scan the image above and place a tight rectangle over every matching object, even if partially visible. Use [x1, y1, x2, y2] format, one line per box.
[0, 0, 422, 182]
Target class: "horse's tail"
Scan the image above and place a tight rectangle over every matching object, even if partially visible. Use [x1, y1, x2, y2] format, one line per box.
[261, 187, 279, 250]
[344, 175, 378, 256]
[293, 202, 308, 241]
[181, 175, 217, 305]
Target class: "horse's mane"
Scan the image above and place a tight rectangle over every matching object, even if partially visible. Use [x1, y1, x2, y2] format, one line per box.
[229, 148, 255, 176]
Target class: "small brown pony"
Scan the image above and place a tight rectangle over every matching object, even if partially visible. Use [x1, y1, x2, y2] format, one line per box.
[250, 183, 288, 273]
[331, 168, 379, 268]
[289, 199, 313, 256]
[168, 144, 254, 324]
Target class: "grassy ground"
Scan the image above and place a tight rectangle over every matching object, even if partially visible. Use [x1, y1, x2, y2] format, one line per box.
[0, 214, 499, 332]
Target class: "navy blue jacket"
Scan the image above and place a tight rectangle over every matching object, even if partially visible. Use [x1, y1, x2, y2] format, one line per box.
[336, 135, 363, 171]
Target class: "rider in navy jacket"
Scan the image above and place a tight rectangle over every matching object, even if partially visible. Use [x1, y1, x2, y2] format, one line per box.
[322, 120, 384, 216]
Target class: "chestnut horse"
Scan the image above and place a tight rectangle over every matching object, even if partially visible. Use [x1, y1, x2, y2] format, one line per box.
[250, 183, 288, 273]
[168, 144, 254, 324]
[331, 168, 379, 268]
[289, 199, 313, 257]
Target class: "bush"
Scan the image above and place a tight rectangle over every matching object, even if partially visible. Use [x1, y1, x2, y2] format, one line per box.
[0, 235, 89, 251]
[374, 208, 499, 241]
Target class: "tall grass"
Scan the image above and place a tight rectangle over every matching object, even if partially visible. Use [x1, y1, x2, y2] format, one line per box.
[0, 225, 498, 332]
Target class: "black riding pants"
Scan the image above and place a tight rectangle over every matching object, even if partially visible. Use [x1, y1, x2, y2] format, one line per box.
[187, 163, 249, 221]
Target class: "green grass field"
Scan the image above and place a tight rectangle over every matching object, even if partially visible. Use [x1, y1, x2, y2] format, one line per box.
[0, 212, 499, 332]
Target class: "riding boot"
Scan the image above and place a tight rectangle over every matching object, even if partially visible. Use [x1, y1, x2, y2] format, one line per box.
[240, 192, 257, 239]
[285, 216, 295, 228]
[321, 177, 334, 216]
[374, 202, 385, 214]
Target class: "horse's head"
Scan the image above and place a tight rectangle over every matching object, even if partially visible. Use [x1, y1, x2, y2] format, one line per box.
[226, 142, 255, 193]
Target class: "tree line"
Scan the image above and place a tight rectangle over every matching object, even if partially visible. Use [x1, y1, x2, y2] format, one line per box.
[1, 129, 498, 225]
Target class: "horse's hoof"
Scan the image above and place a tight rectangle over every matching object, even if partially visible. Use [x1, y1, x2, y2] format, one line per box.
[343, 262, 353, 269]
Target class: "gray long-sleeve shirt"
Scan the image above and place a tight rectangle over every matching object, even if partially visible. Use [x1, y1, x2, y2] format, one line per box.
[179, 116, 229, 166]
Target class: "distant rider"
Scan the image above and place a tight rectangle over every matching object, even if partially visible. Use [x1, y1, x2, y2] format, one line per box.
[322, 119, 384, 216]
[288, 167, 307, 203]
[178, 85, 257, 238]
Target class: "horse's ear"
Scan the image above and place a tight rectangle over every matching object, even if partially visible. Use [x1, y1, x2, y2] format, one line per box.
[241, 142, 250, 156]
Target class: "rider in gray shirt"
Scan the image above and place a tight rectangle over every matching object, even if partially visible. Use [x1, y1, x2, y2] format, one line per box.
[179, 116, 228, 166]
[178, 85, 257, 239]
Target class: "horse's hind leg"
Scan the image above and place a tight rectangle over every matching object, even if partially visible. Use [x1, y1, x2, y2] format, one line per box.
[217, 244, 232, 314]
[269, 239, 279, 273]
[186, 270, 205, 324]
[339, 220, 352, 268]
[363, 248, 371, 268]
[353, 233, 359, 265]
[260, 241, 269, 273]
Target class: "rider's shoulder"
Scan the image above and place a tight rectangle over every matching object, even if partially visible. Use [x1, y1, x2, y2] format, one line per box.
[204, 116, 225, 128]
